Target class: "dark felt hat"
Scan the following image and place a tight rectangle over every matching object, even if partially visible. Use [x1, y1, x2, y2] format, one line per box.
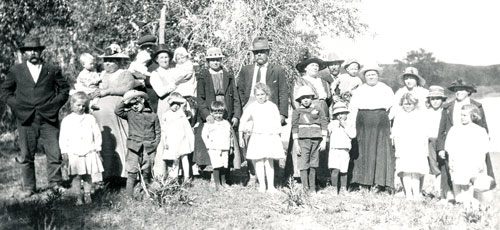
[137, 35, 157, 47]
[20, 37, 45, 51]
[250, 36, 271, 51]
[447, 79, 477, 93]
[296, 57, 327, 73]
[152, 44, 173, 62]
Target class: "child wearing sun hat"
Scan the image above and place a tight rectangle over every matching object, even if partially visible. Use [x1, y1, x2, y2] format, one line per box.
[328, 102, 356, 195]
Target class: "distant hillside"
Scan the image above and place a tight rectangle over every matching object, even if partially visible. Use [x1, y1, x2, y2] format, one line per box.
[379, 62, 500, 92]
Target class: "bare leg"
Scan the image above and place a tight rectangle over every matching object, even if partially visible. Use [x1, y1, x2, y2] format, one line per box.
[181, 155, 190, 182]
[254, 159, 266, 192]
[264, 159, 277, 192]
[402, 176, 412, 200]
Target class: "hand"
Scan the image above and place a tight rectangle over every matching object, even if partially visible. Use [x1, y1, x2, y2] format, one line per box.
[61, 153, 68, 165]
[231, 118, 239, 127]
[319, 138, 327, 151]
[438, 150, 446, 159]
[206, 115, 215, 123]
[280, 115, 287, 126]
[293, 141, 301, 156]
[239, 134, 246, 148]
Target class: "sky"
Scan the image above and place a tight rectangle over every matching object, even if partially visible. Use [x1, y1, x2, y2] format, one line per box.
[320, 0, 500, 66]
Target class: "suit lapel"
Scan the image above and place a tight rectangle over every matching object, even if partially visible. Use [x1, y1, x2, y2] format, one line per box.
[222, 70, 230, 93]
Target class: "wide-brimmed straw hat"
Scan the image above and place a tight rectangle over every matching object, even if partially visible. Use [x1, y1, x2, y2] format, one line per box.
[152, 44, 173, 62]
[20, 37, 46, 51]
[332, 102, 349, 115]
[342, 59, 362, 70]
[294, 86, 316, 102]
[322, 52, 344, 66]
[447, 79, 477, 93]
[296, 57, 327, 73]
[360, 64, 383, 77]
[250, 36, 270, 51]
[205, 47, 225, 59]
[99, 44, 129, 59]
[123, 90, 149, 102]
[427, 85, 447, 99]
[399, 67, 426, 86]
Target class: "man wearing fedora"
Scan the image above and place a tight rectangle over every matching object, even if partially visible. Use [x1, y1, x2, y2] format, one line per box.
[1, 37, 70, 198]
[137, 34, 160, 112]
[318, 52, 344, 86]
[237, 36, 289, 123]
[237, 37, 289, 185]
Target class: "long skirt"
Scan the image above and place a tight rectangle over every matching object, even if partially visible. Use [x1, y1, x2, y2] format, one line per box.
[92, 95, 129, 178]
[351, 109, 395, 188]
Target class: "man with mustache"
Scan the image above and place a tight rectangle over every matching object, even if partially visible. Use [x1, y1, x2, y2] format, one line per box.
[1, 37, 70, 198]
[237, 36, 289, 186]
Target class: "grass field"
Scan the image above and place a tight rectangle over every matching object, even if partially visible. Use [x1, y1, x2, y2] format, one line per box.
[0, 150, 498, 229]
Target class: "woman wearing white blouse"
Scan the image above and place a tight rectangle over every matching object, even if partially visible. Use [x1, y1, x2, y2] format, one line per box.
[349, 64, 395, 191]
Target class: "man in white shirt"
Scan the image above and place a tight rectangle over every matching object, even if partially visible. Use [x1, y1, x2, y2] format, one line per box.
[0, 37, 69, 198]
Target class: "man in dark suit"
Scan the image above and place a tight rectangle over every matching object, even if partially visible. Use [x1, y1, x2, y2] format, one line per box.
[236, 37, 289, 185]
[237, 37, 289, 124]
[1, 37, 70, 198]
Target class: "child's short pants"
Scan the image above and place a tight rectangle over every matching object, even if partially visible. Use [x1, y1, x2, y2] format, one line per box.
[126, 148, 155, 174]
[297, 138, 321, 170]
[208, 149, 229, 168]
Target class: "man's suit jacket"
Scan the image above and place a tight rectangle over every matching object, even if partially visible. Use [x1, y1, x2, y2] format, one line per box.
[1, 61, 70, 125]
[196, 68, 242, 121]
[436, 99, 488, 151]
[237, 63, 289, 117]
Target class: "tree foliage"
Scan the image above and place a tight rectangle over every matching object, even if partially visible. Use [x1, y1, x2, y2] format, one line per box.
[0, 0, 367, 84]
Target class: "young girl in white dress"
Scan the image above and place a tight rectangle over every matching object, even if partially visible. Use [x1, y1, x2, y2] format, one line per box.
[161, 92, 195, 181]
[392, 93, 429, 200]
[239, 83, 285, 193]
[445, 104, 490, 205]
[59, 92, 104, 205]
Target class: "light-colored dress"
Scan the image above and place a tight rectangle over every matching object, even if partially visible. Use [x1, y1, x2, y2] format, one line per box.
[392, 109, 429, 175]
[59, 113, 104, 180]
[162, 109, 195, 160]
[93, 69, 134, 178]
[202, 120, 231, 168]
[328, 119, 356, 172]
[331, 73, 363, 96]
[445, 123, 489, 185]
[240, 101, 284, 160]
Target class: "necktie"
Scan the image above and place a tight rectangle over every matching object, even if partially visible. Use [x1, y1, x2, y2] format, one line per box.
[256, 65, 262, 83]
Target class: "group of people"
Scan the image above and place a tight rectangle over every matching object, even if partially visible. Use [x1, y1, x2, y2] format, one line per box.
[1, 35, 496, 206]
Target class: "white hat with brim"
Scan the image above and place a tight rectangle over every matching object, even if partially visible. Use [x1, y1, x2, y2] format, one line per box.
[360, 64, 383, 77]
[323, 52, 344, 66]
[342, 59, 362, 70]
[205, 47, 225, 59]
[123, 90, 149, 102]
[294, 86, 317, 102]
[399, 67, 426, 86]
[332, 102, 349, 115]
[427, 85, 447, 98]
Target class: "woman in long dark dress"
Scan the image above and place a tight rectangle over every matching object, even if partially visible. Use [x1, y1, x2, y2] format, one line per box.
[348, 64, 395, 190]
